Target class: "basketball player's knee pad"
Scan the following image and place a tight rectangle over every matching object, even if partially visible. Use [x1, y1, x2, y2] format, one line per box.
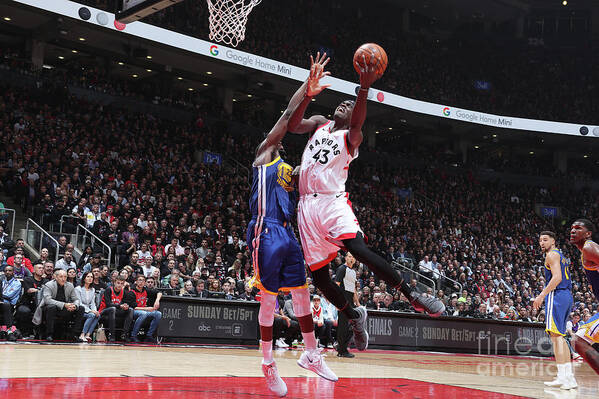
[291, 288, 311, 317]
[258, 291, 276, 327]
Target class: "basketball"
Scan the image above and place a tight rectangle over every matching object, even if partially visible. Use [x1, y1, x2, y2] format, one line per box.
[353, 43, 388, 77]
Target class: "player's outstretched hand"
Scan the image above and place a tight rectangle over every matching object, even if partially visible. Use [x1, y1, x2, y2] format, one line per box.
[306, 51, 331, 97]
[355, 54, 379, 89]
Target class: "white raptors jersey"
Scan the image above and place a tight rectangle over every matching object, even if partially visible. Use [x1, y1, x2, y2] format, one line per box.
[299, 121, 358, 195]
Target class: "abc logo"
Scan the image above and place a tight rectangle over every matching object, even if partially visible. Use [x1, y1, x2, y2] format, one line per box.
[198, 323, 212, 332]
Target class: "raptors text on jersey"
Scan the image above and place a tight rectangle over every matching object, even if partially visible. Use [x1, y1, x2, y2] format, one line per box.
[299, 121, 358, 195]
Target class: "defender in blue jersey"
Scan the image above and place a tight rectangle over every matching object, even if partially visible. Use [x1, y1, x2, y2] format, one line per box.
[247, 52, 337, 397]
[533, 231, 577, 389]
[569, 218, 599, 375]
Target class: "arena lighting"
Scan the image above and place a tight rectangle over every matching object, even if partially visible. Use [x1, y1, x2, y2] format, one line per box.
[562, 0, 567, 5]
[146, 55, 152, 59]
[474, 145, 479, 149]
[203, 83, 208, 86]
[233, 98, 237, 102]
[71, 50, 78, 53]
[206, 71, 213, 75]
[388, 127, 393, 130]
[492, 134, 497, 138]
[177, 77, 183, 80]
[132, 74, 138, 78]
[78, 37, 85, 41]
[188, 87, 194, 91]
[584, 155, 589, 158]
[247, 94, 252, 97]
[117, 62, 124, 65]
[3, 16, 11, 21]
[529, 151, 534, 154]
[146, 69, 152, 72]
[58, 56, 64, 60]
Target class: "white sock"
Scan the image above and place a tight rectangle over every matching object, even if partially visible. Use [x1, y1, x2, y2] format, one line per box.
[261, 340, 273, 364]
[302, 332, 318, 351]
[564, 362, 574, 378]
[557, 363, 565, 380]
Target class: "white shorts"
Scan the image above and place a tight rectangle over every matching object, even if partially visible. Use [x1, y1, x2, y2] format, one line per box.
[298, 192, 363, 271]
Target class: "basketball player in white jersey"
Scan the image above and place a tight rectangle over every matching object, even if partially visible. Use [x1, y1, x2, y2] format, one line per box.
[287, 56, 445, 351]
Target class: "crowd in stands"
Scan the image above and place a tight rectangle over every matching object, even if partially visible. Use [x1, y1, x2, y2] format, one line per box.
[0, 41, 598, 344]
[81, 0, 599, 124]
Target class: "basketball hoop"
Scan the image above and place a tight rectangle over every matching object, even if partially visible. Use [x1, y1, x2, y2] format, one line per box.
[207, 0, 261, 47]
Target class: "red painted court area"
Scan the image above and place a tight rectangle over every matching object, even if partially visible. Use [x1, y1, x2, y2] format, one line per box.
[0, 376, 529, 399]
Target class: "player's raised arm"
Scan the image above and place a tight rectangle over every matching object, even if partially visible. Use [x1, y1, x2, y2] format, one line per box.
[287, 52, 330, 134]
[347, 56, 380, 154]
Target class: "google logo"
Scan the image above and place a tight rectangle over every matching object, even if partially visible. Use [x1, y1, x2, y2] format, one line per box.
[442, 107, 450, 116]
[209, 45, 219, 56]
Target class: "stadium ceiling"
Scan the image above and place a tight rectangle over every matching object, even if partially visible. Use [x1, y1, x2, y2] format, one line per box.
[1, 0, 597, 151]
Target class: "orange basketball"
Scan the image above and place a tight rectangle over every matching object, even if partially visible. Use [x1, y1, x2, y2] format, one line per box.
[353, 43, 388, 77]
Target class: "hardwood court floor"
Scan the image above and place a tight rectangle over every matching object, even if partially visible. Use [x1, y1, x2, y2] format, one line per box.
[0, 343, 597, 398]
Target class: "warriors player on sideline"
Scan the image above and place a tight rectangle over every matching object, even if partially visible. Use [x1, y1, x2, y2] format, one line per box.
[533, 231, 577, 389]
[569, 219, 599, 375]
[287, 56, 445, 351]
[248, 53, 337, 397]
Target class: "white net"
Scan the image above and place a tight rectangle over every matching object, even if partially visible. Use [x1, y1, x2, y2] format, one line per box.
[207, 0, 262, 47]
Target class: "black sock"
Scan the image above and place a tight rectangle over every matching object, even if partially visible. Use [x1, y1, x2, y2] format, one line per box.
[343, 234, 413, 299]
[312, 267, 360, 319]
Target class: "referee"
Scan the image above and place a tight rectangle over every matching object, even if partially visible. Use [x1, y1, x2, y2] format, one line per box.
[335, 252, 360, 358]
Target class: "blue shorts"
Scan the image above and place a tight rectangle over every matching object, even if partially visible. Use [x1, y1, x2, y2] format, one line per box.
[247, 217, 307, 294]
[545, 289, 573, 336]
[585, 268, 599, 300]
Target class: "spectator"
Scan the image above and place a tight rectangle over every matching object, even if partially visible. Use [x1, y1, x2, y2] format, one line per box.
[91, 267, 107, 291]
[55, 251, 76, 271]
[83, 253, 103, 274]
[66, 267, 78, 286]
[35, 269, 84, 342]
[129, 275, 162, 343]
[11, 253, 32, 279]
[7, 248, 33, 273]
[195, 280, 209, 298]
[98, 276, 135, 342]
[0, 265, 22, 340]
[75, 271, 100, 343]
[42, 261, 55, 280]
[15, 262, 48, 337]
[78, 246, 94, 270]
[238, 282, 255, 301]
[180, 280, 196, 296]
[34, 248, 51, 267]
[141, 257, 159, 278]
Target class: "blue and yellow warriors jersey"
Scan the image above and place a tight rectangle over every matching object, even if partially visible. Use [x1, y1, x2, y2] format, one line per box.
[544, 248, 573, 336]
[544, 249, 572, 291]
[250, 156, 296, 222]
[247, 156, 307, 294]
